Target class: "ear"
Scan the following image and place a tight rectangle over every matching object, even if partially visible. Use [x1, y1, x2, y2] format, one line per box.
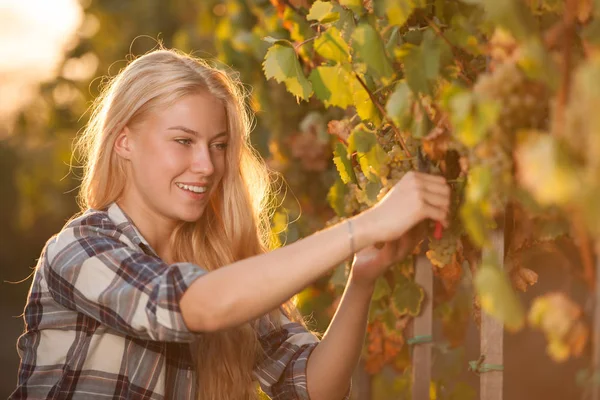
[114, 126, 134, 160]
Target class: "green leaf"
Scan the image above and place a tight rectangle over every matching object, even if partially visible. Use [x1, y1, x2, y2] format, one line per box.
[333, 142, 357, 184]
[463, 0, 537, 41]
[352, 23, 395, 83]
[262, 36, 293, 46]
[372, 276, 392, 301]
[474, 254, 525, 331]
[348, 125, 377, 154]
[350, 76, 382, 125]
[360, 143, 388, 181]
[460, 201, 491, 247]
[314, 27, 351, 63]
[392, 275, 424, 316]
[332, 3, 356, 42]
[307, 0, 340, 23]
[364, 180, 382, 204]
[327, 177, 348, 216]
[386, 81, 413, 129]
[309, 65, 354, 108]
[443, 86, 499, 147]
[385, 0, 416, 26]
[401, 29, 451, 95]
[368, 298, 387, 323]
[340, 0, 364, 15]
[263, 44, 313, 100]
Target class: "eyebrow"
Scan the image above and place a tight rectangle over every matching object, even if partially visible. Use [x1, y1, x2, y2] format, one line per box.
[167, 126, 228, 139]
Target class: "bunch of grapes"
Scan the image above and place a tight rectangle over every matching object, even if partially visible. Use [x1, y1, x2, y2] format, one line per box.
[469, 140, 513, 214]
[426, 230, 459, 268]
[473, 62, 550, 147]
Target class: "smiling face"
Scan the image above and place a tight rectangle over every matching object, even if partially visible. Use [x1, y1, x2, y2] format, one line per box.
[115, 91, 229, 225]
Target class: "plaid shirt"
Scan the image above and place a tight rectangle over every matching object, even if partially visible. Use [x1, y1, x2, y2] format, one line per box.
[11, 203, 330, 400]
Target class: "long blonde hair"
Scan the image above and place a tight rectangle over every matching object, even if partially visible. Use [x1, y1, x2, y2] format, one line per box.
[75, 48, 285, 399]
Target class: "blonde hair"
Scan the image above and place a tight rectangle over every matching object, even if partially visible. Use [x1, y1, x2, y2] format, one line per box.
[75, 48, 286, 399]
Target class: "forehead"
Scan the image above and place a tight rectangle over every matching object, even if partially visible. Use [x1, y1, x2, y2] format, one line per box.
[148, 92, 228, 136]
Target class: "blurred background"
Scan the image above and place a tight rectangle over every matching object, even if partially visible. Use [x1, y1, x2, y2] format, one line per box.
[0, 0, 591, 399]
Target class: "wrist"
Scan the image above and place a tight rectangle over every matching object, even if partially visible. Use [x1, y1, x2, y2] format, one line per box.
[347, 275, 376, 296]
[348, 212, 376, 253]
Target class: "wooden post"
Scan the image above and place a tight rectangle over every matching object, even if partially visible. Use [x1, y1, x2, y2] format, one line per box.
[480, 229, 505, 400]
[591, 241, 600, 400]
[411, 253, 433, 400]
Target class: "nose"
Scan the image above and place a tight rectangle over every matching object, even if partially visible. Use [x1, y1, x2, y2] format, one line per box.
[190, 145, 214, 176]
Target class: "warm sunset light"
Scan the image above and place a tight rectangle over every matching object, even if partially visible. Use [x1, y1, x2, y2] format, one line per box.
[0, 0, 82, 127]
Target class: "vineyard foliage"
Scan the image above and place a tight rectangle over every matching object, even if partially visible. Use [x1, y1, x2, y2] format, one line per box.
[204, 0, 600, 375]
[4, 0, 600, 395]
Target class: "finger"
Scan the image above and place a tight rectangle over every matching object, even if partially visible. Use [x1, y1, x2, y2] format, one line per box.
[419, 179, 451, 198]
[421, 190, 451, 210]
[412, 171, 448, 185]
[420, 203, 449, 227]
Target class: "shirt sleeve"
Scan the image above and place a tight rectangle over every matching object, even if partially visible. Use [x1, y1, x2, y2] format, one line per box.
[254, 310, 351, 400]
[43, 213, 207, 342]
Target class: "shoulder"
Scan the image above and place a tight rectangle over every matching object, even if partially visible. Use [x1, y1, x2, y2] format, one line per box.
[45, 209, 123, 263]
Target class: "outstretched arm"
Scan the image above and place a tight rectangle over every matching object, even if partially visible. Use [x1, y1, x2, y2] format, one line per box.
[180, 172, 449, 333]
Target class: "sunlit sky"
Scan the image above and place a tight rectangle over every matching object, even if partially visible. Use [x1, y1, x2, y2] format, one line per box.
[0, 0, 83, 127]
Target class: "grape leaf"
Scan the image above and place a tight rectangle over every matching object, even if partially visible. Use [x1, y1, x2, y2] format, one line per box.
[474, 253, 525, 331]
[402, 30, 451, 95]
[327, 177, 348, 216]
[392, 275, 424, 317]
[364, 180, 383, 204]
[263, 44, 313, 100]
[314, 27, 351, 63]
[309, 65, 354, 108]
[352, 23, 395, 83]
[386, 81, 413, 129]
[372, 276, 392, 301]
[307, 0, 340, 23]
[385, 0, 417, 26]
[348, 125, 377, 154]
[350, 76, 382, 125]
[339, 0, 364, 15]
[333, 142, 357, 184]
[463, 0, 537, 41]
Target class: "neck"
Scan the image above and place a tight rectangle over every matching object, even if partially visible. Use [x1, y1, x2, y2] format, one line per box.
[116, 192, 178, 263]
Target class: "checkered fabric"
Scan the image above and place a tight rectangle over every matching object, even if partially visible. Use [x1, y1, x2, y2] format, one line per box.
[10, 203, 331, 400]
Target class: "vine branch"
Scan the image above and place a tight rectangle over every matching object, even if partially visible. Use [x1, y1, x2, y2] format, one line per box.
[424, 15, 474, 85]
[353, 73, 413, 158]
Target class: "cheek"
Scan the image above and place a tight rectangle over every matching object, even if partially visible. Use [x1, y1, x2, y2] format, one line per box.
[134, 142, 188, 181]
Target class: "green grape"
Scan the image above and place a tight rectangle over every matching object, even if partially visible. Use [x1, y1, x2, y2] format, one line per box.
[473, 62, 550, 146]
[426, 231, 458, 268]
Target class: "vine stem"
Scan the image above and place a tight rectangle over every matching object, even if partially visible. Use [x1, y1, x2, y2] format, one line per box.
[353, 73, 413, 158]
[423, 15, 474, 85]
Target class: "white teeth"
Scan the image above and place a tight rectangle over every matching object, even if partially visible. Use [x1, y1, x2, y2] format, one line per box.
[176, 183, 207, 193]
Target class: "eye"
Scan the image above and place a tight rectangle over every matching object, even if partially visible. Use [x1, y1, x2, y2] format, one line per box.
[212, 142, 228, 151]
[175, 138, 193, 146]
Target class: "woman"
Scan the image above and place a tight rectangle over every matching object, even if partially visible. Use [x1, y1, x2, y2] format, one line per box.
[11, 49, 449, 400]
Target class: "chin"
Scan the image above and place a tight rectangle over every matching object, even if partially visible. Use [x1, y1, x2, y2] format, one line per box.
[175, 207, 206, 223]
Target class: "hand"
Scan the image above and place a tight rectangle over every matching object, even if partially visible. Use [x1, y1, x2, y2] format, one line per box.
[349, 225, 425, 288]
[363, 171, 450, 245]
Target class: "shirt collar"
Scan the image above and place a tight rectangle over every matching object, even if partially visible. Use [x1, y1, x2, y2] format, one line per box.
[105, 202, 160, 258]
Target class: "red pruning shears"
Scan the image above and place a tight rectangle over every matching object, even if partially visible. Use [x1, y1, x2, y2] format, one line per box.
[417, 147, 444, 240]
